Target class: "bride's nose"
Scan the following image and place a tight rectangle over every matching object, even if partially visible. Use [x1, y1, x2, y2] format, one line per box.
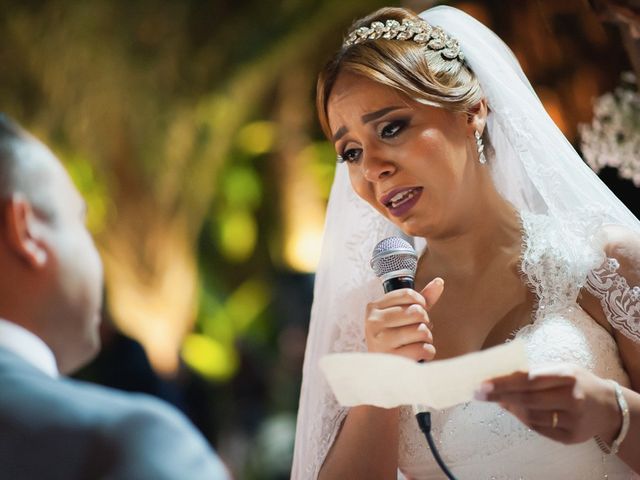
[362, 151, 396, 182]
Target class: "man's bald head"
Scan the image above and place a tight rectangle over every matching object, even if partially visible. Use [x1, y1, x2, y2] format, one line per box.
[0, 115, 58, 221]
[0, 115, 104, 374]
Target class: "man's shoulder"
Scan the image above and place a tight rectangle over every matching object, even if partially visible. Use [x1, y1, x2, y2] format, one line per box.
[1, 355, 187, 431]
[59, 378, 230, 479]
[0, 348, 142, 413]
[0, 347, 185, 433]
[0, 350, 230, 479]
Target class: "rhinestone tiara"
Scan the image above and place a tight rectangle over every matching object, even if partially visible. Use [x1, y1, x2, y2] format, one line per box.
[343, 18, 464, 62]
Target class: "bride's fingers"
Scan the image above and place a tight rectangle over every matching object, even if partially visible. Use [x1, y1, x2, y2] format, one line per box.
[367, 304, 431, 329]
[367, 320, 434, 358]
[482, 385, 575, 410]
[501, 404, 571, 441]
[420, 277, 444, 310]
[381, 322, 433, 349]
[482, 368, 577, 394]
[365, 283, 439, 359]
[395, 341, 436, 362]
[370, 289, 427, 309]
[524, 409, 570, 431]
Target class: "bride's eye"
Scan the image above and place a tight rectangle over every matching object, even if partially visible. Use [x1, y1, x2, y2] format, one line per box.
[379, 120, 406, 139]
[337, 147, 362, 164]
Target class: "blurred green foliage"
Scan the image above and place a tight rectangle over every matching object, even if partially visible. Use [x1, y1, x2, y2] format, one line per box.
[0, 0, 395, 477]
[301, 141, 341, 200]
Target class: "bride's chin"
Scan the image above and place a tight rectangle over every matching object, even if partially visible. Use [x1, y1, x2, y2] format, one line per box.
[396, 218, 430, 238]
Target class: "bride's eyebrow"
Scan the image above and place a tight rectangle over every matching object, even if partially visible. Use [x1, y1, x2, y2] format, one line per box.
[332, 105, 404, 142]
[361, 105, 403, 124]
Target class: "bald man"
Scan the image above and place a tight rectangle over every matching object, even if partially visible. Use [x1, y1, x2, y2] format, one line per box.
[0, 115, 229, 479]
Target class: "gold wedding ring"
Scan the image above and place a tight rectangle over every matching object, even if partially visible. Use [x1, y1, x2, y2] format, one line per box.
[552, 411, 558, 429]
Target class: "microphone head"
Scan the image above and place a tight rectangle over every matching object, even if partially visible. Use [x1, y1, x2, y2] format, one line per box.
[370, 236, 418, 282]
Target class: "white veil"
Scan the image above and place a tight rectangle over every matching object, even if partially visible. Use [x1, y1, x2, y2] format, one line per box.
[291, 6, 640, 479]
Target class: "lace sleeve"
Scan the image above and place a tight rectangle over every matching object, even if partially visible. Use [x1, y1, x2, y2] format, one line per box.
[584, 227, 640, 343]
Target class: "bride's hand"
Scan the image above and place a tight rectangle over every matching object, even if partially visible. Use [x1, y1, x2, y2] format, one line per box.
[364, 277, 444, 362]
[475, 364, 622, 445]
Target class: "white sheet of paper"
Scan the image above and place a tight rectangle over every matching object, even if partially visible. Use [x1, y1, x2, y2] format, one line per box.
[320, 340, 528, 409]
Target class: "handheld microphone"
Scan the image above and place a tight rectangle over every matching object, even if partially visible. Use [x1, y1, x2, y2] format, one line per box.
[369, 236, 458, 480]
[370, 236, 418, 293]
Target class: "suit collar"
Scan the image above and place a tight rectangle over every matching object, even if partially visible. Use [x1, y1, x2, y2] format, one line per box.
[0, 318, 59, 378]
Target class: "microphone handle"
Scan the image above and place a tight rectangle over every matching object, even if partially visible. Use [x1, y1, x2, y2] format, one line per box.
[382, 276, 415, 293]
[379, 269, 457, 477]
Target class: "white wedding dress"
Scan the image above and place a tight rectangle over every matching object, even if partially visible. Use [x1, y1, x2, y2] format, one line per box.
[291, 6, 640, 479]
[397, 211, 636, 479]
[292, 186, 640, 479]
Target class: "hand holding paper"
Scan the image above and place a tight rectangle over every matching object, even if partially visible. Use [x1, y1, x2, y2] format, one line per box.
[320, 339, 528, 409]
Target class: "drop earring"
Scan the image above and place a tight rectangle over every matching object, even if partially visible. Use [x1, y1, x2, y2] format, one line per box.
[475, 130, 486, 164]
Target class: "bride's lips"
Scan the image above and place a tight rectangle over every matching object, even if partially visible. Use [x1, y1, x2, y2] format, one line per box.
[379, 186, 424, 217]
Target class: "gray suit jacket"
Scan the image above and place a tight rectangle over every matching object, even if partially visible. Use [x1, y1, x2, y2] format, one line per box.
[0, 347, 229, 479]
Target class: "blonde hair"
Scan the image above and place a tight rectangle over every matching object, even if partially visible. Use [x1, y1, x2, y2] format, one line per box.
[317, 7, 484, 138]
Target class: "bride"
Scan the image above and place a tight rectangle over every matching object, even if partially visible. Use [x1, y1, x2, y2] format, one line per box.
[292, 5, 640, 480]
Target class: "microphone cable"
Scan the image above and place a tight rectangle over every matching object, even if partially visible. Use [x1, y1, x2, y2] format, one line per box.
[370, 239, 458, 479]
[415, 410, 458, 480]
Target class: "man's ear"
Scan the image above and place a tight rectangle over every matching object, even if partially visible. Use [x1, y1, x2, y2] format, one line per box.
[466, 98, 488, 136]
[2, 194, 47, 268]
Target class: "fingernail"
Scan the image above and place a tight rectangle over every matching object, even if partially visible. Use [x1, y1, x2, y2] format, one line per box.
[417, 323, 428, 332]
[433, 277, 444, 286]
[474, 382, 493, 401]
[528, 365, 561, 380]
[479, 382, 494, 393]
[422, 343, 432, 351]
[473, 390, 487, 401]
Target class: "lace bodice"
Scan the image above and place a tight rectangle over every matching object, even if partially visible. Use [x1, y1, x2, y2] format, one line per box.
[398, 212, 636, 479]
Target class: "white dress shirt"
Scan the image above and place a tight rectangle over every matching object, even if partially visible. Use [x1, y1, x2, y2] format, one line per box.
[0, 318, 58, 377]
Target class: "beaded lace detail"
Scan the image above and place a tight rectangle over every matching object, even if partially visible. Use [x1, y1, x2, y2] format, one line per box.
[396, 212, 633, 479]
[298, 209, 635, 479]
[305, 212, 635, 480]
[585, 257, 640, 343]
